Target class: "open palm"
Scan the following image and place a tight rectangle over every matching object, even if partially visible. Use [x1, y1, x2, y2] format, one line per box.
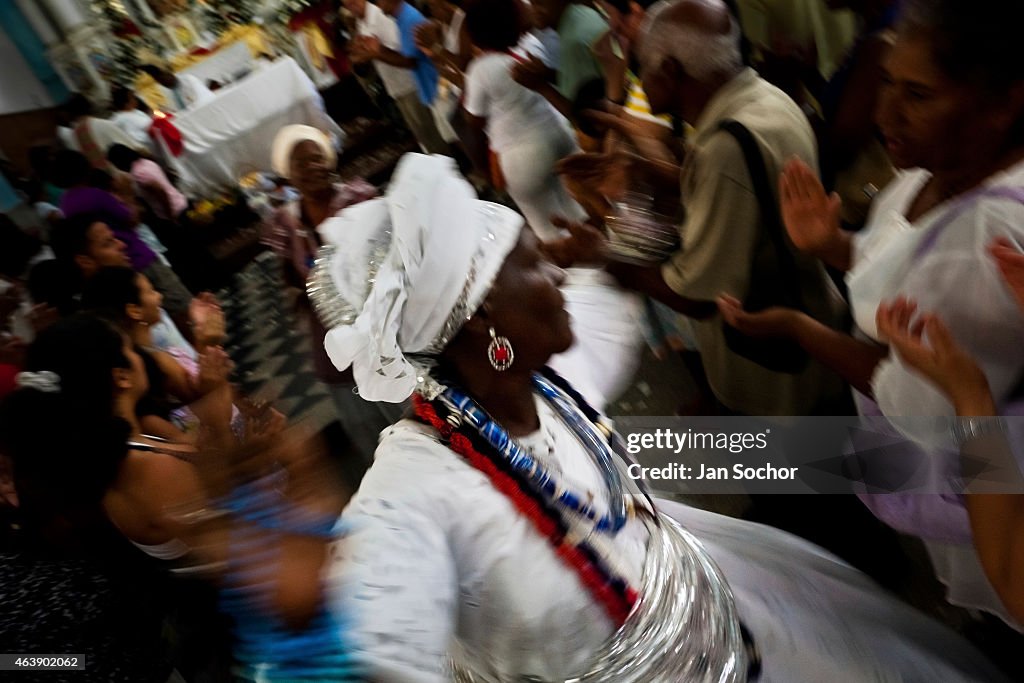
[779, 157, 842, 255]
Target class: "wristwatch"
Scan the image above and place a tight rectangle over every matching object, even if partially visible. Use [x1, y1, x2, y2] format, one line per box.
[950, 416, 1006, 447]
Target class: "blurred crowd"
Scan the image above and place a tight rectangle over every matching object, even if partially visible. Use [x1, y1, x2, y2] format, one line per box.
[2, 0, 1024, 680]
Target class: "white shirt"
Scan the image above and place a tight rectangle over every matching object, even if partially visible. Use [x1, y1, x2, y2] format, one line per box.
[848, 160, 1024, 627]
[357, 3, 418, 98]
[328, 397, 649, 682]
[160, 74, 215, 112]
[67, 117, 140, 154]
[463, 34, 568, 154]
[849, 160, 1024, 440]
[111, 109, 155, 150]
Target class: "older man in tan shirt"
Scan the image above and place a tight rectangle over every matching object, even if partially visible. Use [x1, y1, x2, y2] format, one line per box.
[556, 0, 842, 415]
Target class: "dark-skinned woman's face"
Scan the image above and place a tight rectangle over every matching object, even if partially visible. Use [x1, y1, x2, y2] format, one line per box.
[876, 35, 1016, 172]
[480, 230, 572, 368]
[289, 140, 333, 195]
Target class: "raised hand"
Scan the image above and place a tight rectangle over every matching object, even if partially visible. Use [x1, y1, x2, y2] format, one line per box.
[189, 295, 226, 348]
[875, 297, 991, 412]
[196, 346, 233, 395]
[779, 157, 843, 257]
[414, 21, 442, 58]
[192, 347, 235, 430]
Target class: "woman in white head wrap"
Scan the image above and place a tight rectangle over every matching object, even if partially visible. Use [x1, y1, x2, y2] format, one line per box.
[261, 124, 395, 462]
[261, 125, 373, 284]
[318, 153, 1007, 682]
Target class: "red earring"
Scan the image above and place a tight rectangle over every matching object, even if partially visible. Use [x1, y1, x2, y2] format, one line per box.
[487, 327, 514, 371]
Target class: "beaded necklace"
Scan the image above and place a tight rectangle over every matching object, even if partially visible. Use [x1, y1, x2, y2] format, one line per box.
[412, 370, 640, 624]
[438, 374, 630, 533]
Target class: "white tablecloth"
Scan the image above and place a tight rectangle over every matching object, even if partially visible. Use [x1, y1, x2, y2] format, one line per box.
[161, 58, 342, 195]
[180, 41, 254, 86]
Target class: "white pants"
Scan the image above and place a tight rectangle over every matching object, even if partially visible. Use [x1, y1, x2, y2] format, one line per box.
[497, 122, 585, 240]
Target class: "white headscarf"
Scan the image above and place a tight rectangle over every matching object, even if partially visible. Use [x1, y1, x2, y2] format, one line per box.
[271, 124, 337, 178]
[314, 154, 523, 402]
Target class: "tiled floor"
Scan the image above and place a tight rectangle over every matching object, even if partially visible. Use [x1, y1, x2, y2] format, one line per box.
[219, 252, 336, 434]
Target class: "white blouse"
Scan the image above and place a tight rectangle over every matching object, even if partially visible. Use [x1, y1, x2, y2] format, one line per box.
[326, 397, 649, 682]
[848, 160, 1024, 446]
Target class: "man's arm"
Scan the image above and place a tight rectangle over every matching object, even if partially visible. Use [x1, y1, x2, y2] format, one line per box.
[374, 45, 417, 69]
[607, 261, 718, 318]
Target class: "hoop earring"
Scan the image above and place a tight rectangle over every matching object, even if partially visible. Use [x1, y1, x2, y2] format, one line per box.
[487, 327, 514, 371]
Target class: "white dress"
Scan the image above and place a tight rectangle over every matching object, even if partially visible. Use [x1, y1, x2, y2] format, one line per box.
[327, 396, 1007, 682]
[462, 35, 582, 241]
[846, 159, 1024, 626]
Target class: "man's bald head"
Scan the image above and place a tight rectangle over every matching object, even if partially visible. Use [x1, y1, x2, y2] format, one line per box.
[639, 0, 741, 83]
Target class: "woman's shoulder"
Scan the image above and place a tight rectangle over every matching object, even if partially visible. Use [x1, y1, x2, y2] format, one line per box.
[347, 419, 479, 515]
[369, 419, 474, 480]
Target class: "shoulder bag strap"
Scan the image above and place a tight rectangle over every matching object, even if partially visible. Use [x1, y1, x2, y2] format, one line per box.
[718, 119, 807, 313]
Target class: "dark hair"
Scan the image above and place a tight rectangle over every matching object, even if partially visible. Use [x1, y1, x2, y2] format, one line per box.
[27, 144, 53, 179]
[64, 93, 93, 119]
[27, 259, 82, 317]
[465, 0, 523, 52]
[51, 149, 92, 189]
[602, 0, 631, 13]
[140, 64, 165, 80]
[571, 78, 609, 139]
[107, 144, 141, 173]
[81, 266, 142, 329]
[0, 215, 42, 279]
[899, 0, 1024, 95]
[88, 168, 114, 191]
[110, 85, 134, 112]
[50, 213, 108, 263]
[0, 314, 132, 545]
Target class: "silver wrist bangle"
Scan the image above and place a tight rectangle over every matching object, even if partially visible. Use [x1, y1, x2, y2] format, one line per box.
[951, 416, 1006, 448]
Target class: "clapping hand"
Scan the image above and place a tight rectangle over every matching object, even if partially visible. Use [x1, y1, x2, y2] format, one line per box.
[779, 157, 843, 256]
[875, 297, 992, 413]
[189, 293, 226, 348]
[192, 346, 235, 432]
[414, 21, 442, 58]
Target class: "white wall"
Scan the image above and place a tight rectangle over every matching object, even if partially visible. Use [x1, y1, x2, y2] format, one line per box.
[0, 28, 55, 115]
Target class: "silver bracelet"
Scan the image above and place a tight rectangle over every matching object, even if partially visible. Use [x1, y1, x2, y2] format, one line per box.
[951, 416, 1006, 448]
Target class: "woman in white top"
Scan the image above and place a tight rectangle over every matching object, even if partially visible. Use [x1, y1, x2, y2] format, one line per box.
[462, 0, 584, 240]
[462, 0, 644, 407]
[316, 152, 1006, 681]
[109, 87, 156, 154]
[718, 0, 1024, 625]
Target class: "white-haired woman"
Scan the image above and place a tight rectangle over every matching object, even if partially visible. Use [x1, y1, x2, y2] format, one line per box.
[316, 153, 1007, 681]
